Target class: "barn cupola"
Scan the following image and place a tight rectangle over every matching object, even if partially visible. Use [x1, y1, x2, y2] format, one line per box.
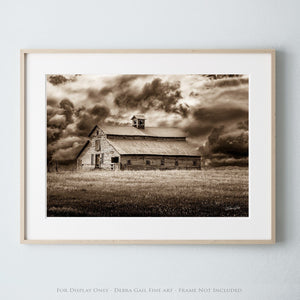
[131, 114, 146, 129]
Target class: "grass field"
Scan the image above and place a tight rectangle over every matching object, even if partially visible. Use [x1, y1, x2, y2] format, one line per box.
[47, 168, 248, 217]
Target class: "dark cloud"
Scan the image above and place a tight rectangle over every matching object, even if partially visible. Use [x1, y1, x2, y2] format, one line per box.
[183, 123, 213, 137]
[203, 76, 248, 89]
[59, 98, 74, 123]
[47, 97, 58, 106]
[48, 75, 68, 86]
[199, 125, 248, 167]
[75, 105, 109, 136]
[114, 77, 189, 117]
[111, 74, 140, 91]
[207, 126, 225, 145]
[74, 106, 86, 117]
[47, 98, 74, 130]
[206, 156, 248, 167]
[47, 127, 62, 144]
[75, 112, 97, 136]
[52, 142, 85, 161]
[85, 75, 188, 116]
[193, 105, 247, 124]
[48, 136, 82, 152]
[47, 75, 80, 86]
[89, 104, 109, 117]
[211, 133, 248, 158]
[87, 75, 140, 99]
[184, 104, 248, 137]
[202, 74, 244, 80]
[47, 98, 79, 162]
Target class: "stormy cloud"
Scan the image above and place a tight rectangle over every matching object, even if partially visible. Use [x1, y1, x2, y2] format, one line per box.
[114, 78, 188, 116]
[193, 105, 247, 124]
[47, 74, 79, 86]
[75, 104, 109, 136]
[183, 104, 247, 139]
[202, 76, 249, 89]
[46, 74, 248, 166]
[199, 124, 249, 167]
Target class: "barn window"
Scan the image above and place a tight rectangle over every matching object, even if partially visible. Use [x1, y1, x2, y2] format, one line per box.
[95, 140, 100, 151]
[111, 157, 119, 163]
[127, 160, 131, 165]
[161, 158, 165, 165]
[138, 119, 145, 129]
[146, 160, 150, 165]
[96, 130, 99, 135]
[193, 160, 197, 166]
[91, 154, 94, 165]
[175, 159, 178, 166]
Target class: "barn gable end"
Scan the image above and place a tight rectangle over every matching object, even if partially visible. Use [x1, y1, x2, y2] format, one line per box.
[77, 126, 121, 170]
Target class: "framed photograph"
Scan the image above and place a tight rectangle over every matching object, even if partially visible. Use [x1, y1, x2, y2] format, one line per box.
[20, 49, 275, 244]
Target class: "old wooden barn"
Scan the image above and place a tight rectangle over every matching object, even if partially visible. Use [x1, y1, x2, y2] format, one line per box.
[76, 115, 201, 170]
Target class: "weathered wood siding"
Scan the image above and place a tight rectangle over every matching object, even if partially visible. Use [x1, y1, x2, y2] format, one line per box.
[77, 142, 93, 170]
[77, 129, 120, 170]
[98, 129, 120, 170]
[120, 155, 201, 170]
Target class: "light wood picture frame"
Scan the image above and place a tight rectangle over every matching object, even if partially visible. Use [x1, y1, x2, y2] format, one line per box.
[20, 49, 275, 244]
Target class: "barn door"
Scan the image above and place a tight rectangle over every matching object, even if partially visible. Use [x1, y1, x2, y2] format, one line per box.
[95, 154, 100, 168]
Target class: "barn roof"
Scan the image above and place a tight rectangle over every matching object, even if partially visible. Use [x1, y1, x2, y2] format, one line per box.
[131, 114, 146, 120]
[76, 140, 90, 159]
[100, 125, 187, 138]
[107, 139, 200, 156]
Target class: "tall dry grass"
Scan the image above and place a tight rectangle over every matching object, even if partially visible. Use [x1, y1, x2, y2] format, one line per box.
[47, 168, 248, 217]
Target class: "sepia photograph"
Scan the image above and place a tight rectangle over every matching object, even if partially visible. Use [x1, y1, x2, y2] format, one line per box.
[47, 74, 249, 217]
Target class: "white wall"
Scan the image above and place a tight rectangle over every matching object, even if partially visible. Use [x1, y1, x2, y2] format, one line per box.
[0, 0, 299, 299]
